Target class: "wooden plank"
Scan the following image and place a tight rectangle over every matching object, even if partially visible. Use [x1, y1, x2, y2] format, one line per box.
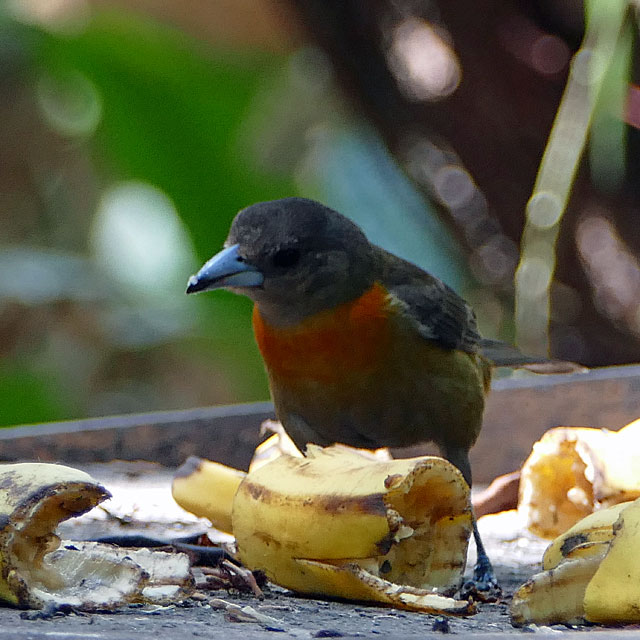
[472, 364, 640, 480]
[0, 402, 274, 471]
[392, 364, 640, 481]
[1, 365, 639, 482]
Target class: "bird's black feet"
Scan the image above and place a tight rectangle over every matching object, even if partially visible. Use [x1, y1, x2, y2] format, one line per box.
[472, 552, 500, 594]
[459, 553, 502, 602]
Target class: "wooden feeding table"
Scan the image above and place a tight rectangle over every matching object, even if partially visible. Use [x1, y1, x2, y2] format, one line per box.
[0, 364, 638, 639]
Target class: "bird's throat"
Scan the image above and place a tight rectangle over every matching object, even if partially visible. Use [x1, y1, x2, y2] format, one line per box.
[252, 283, 391, 384]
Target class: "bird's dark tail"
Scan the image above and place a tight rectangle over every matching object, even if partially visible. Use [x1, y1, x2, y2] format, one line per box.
[479, 339, 587, 374]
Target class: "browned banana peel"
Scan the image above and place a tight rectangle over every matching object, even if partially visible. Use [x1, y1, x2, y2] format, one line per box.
[174, 444, 474, 615]
[518, 418, 640, 538]
[511, 497, 640, 626]
[0, 463, 193, 610]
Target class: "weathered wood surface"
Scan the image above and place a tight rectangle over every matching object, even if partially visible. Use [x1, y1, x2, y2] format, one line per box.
[1, 365, 639, 482]
[0, 402, 274, 471]
[472, 364, 640, 479]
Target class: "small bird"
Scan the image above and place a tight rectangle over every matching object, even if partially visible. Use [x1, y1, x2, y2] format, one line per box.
[187, 197, 574, 591]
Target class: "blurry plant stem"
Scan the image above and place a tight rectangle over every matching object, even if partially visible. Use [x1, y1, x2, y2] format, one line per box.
[514, 0, 631, 356]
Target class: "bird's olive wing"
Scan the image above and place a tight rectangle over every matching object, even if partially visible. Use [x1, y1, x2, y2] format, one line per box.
[377, 248, 481, 354]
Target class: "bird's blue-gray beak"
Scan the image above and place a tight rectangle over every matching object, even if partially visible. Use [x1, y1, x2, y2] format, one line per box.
[186, 244, 264, 294]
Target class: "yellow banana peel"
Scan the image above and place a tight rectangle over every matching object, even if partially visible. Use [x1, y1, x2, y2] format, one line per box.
[510, 555, 604, 626]
[0, 462, 192, 610]
[171, 430, 391, 533]
[172, 457, 246, 534]
[541, 501, 630, 571]
[583, 498, 640, 623]
[511, 497, 640, 626]
[173, 443, 474, 615]
[518, 419, 640, 538]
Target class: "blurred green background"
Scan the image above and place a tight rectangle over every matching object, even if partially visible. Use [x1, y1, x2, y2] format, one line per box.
[1, 0, 638, 427]
[0, 0, 469, 426]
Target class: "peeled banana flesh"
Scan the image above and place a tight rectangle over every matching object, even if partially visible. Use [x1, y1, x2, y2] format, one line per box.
[0, 462, 192, 610]
[518, 418, 640, 538]
[173, 443, 475, 615]
[511, 497, 640, 625]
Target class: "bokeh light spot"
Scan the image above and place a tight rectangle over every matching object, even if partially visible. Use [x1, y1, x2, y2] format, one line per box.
[388, 19, 460, 101]
[36, 70, 102, 137]
[515, 256, 553, 299]
[577, 214, 640, 334]
[470, 235, 519, 285]
[530, 35, 570, 75]
[526, 191, 563, 229]
[90, 182, 196, 298]
[571, 48, 602, 87]
[433, 165, 475, 209]
[7, 0, 90, 34]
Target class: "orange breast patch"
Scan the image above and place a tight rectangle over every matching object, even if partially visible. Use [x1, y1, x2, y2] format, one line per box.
[252, 283, 391, 384]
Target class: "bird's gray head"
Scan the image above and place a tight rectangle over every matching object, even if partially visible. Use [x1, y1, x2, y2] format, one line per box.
[186, 198, 378, 325]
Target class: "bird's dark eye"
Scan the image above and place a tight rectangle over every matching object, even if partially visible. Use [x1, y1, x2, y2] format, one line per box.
[272, 247, 301, 268]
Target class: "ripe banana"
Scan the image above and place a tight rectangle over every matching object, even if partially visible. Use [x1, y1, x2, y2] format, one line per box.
[0, 462, 192, 610]
[518, 418, 640, 538]
[171, 428, 388, 533]
[511, 497, 640, 625]
[541, 501, 630, 571]
[172, 443, 474, 615]
[172, 457, 246, 534]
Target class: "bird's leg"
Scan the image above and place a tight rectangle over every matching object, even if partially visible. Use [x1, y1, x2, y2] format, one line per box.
[440, 445, 500, 595]
[470, 512, 498, 590]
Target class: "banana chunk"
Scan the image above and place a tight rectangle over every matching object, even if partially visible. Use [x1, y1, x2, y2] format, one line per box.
[511, 497, 640, 626]
[0, 463, 192, 610]
[173, 444, 474, 615]
[518, 419, 640, 538]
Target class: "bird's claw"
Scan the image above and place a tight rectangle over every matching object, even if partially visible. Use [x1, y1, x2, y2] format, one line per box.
[473, 554, 498, 587]
[459, 557, 502, 602]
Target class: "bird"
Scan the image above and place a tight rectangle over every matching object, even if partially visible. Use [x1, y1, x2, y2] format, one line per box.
[186, 197, 576, 592]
